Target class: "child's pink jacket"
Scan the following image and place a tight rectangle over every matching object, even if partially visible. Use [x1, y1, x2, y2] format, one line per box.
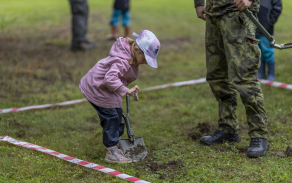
[79, 38, 139, 108]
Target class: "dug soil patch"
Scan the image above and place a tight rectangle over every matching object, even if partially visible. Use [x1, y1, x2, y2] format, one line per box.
[133, 156, 187, 181]
[285, 146, 292, 157]
[187, 122, 214, 140]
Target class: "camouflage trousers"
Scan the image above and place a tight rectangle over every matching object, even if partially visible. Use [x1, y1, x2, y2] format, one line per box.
[205, 11, 268, 139]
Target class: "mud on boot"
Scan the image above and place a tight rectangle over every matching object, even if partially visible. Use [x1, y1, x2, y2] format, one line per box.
[105, 146, 132, 164]
[247, 138, 268, 158]
[200, 129, 240, 145]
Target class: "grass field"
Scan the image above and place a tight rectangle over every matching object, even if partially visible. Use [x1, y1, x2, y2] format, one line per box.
[1, 0, 292, 182]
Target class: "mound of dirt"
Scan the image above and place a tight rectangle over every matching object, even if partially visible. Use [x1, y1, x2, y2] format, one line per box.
[276, 117, 287, 123]
[188, 130, 202, 140]
[159, 173, 167, 179]
[285, 146, 292, 157]
[196, 122, 212, 133]
[187, 122, 213, 141]
[237, 146, 248, 153]
[150, 162, 158, 171]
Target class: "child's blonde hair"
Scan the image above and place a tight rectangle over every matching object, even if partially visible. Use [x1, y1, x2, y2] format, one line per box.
[126, 37, 143, 64]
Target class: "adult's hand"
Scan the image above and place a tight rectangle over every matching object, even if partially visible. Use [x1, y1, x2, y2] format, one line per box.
[195, 6, 206, 21]
[232, 0, 252, 11]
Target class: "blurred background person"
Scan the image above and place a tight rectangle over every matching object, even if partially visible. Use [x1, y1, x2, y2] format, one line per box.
[69, 0, 95, 52]
[106, 0, 131, 40]
[256, 0, 282, 81]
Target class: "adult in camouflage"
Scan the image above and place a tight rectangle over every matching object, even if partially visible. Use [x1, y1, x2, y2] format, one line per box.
[194, 0, 269, 158]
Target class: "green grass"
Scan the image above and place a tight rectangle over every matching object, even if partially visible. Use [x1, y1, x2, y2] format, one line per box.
[1, 0, 292, 182]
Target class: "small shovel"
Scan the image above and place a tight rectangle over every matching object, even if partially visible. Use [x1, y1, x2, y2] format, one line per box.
[120, 94, 147, 162]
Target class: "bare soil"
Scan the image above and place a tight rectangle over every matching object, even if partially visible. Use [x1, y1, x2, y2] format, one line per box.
[285, 146, 292, 157]
[187, 122, 214, 140]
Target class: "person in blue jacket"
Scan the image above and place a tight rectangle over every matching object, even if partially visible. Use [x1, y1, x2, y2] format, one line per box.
[107, 0, 131, 39]
[256, 0, 282, 81]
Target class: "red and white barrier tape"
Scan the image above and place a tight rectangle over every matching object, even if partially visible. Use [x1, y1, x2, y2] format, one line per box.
[259, 79, 292, 90]
[0, 99, 88, 114]
[0, 136, 149, 183]
[141, 78, 206, 91]
[1, 77, 291, 114]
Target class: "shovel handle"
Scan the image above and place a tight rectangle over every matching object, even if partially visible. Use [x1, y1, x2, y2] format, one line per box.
[243, 9, 274, 43]
[126, 94, 130, 114]
[123, 95, 135, 143]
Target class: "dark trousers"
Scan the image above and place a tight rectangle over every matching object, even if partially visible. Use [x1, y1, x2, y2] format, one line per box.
[69, 0, 89, 47]
[90, 102, 124, 147]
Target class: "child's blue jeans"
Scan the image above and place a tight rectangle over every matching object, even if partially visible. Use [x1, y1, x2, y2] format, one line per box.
[110, 9, 131, 26]
[89, 102, 124, 147]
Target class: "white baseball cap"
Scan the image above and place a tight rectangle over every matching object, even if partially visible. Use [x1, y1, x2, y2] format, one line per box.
[132, 30, 160, 68]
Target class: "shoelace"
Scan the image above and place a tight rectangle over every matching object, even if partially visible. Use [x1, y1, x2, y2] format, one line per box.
[249, 138, 261, 148]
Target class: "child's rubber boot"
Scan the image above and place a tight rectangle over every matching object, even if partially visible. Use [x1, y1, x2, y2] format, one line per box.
[267, 61, 275, 81]
[258, 60, 266, 79]
[105, 146, 132, 164]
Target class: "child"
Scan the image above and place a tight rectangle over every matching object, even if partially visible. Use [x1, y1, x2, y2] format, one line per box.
[107, 0, 131, 39]
[256, 0, 282, 81]
[79, 30, 160, 163]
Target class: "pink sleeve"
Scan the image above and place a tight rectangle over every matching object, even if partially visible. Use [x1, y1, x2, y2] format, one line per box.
[104, 60, 130, 96]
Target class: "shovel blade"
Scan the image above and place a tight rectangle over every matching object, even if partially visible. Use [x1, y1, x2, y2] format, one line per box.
[120, 137, 147, 162]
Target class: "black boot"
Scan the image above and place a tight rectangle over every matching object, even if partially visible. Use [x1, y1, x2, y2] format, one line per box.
[71, 40, 95, 52]
[247, 138, 268, 158]
[200, 130, 240, 145]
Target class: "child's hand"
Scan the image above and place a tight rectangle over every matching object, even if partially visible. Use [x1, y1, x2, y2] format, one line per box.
[127, 85, 140, 97]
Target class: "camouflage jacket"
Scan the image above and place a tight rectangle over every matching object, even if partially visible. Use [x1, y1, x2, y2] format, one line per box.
[194, 0, 260, 16]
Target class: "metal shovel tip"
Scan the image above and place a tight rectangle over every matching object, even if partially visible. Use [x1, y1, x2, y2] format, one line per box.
[120, 137, 147, 162]
[272, 42, 292, 49]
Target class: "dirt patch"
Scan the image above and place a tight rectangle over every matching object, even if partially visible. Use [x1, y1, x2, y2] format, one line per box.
[15, 130, 27, 138]
[187, 122, 214, 141]
[285, 146, 292, 157]
[276, 117, 287, 123]
[288, 112, 292, 118]
[187, 130, 202, 140]
[237, 146, 248, 153]
[149, 160, 185, 173]
[132, 156, 187, 181]
[273, 150, 286, 158]
[196, 122, 213, 133]
[150, 162, 158, 171]
[269, 130, 276, 136]
[159, 173, 167, 179]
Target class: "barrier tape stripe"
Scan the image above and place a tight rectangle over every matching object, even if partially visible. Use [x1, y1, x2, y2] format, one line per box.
[0, 136, 150, 183]
[258, 79, 292, 90]
[1, 78, 291, 114]
[0, 99, 88, 114]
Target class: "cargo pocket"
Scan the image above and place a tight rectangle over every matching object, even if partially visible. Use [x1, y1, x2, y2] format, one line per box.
[245, 35, 261, 71]
[246, 35, 261, 60]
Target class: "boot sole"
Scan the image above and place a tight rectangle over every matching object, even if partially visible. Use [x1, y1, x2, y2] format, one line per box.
[200, 136, 240, 146]
[105, 158, 132, 164]
[247, 149, 267, 158]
